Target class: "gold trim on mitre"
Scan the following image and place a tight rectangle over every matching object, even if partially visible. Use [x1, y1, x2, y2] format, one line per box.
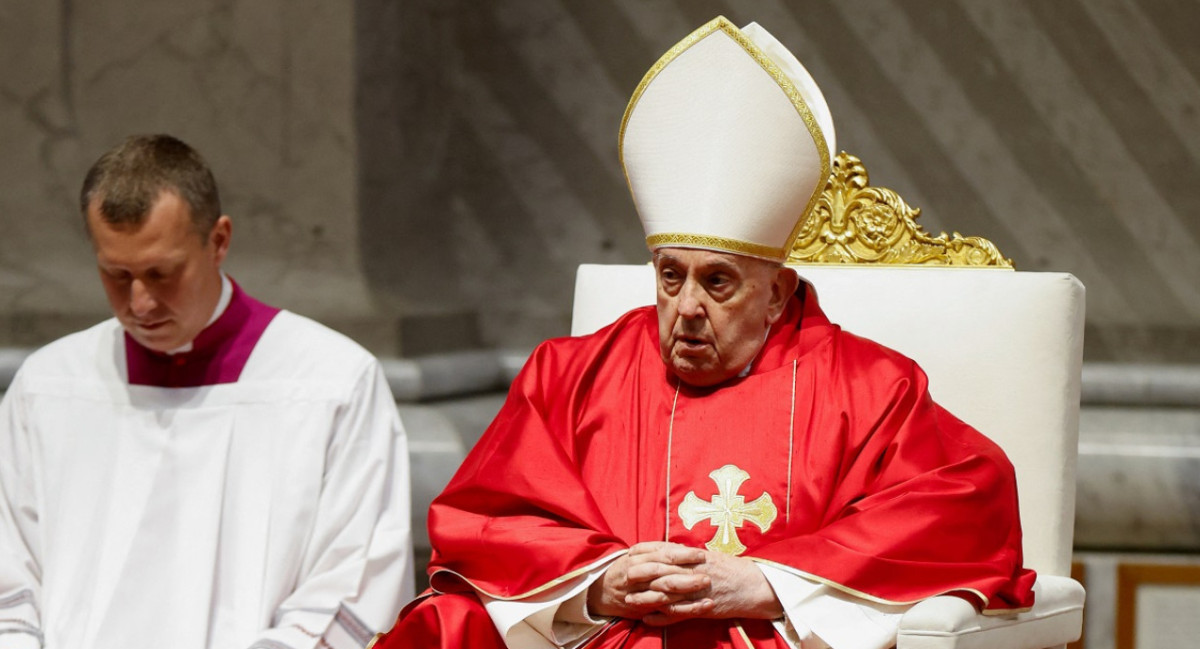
[788, 152, 1014, 267]
[619, 16, 833, 262]
[647, 233, 785, 260]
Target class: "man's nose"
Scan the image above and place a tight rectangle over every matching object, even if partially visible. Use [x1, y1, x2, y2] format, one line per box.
[129, 279, 156, 317]
[677, 280, 706, 317]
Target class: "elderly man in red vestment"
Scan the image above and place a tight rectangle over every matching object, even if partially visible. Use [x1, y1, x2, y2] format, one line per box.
[373, 16, 1035, 649]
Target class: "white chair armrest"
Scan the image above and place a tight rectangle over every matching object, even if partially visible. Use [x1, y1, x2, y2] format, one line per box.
[897, 575, 1084, 649]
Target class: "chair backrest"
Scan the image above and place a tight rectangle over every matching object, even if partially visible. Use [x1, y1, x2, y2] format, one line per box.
[570, 153, 1086, 578]
[572, 264, 1084, 577]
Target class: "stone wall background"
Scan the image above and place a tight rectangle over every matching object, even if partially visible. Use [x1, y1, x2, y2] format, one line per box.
[2, 0, 1199, 359]
[0, 0, 380, 347]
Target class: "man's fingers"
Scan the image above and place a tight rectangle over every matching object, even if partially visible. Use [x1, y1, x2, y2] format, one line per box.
[624, 572, 710, 605]
[639, 598, 717, 625]
[609, 547, 783, 623]
[660, 544, 707, 566]
[640, 612, 675, 627]
[627, 541, 676, 554]
[661, 598, 716, 618]
[624, 589, 684, 607]
[625, 560, 703, 584]
[647, 572, 710, 594]
[626, 542, 706, 567]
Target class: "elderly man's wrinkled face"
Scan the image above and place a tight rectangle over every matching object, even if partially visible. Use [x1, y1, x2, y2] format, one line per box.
[654, 248, 798, 387]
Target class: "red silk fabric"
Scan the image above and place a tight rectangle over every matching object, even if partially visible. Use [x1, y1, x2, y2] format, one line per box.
[403, 285, 1035, 647]
[381, 592, 792, 648]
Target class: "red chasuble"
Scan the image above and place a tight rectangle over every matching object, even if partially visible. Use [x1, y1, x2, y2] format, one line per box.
[409, 285, 1035, 647]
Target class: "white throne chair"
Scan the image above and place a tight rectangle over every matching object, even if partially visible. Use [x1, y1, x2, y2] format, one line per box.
[571, 153, 1086, 649]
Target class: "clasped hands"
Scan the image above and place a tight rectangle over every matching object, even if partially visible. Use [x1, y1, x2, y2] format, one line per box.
[586, 541, 783, 626]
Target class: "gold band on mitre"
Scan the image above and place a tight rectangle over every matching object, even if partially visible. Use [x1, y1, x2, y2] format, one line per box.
[646, 232, 787, 261]
[620, 17, 835, 262]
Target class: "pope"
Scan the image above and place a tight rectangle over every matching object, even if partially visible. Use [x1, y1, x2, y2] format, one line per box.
[375, 16, 1034, 649]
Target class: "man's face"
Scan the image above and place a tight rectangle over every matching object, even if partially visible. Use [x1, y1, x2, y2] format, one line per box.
[87, 191, 231, 353]
[654, 248, 796, 387]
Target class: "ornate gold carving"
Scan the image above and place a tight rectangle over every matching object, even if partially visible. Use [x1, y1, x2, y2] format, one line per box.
[788, 152, 1014, 267]
[679, 464, 777, 555]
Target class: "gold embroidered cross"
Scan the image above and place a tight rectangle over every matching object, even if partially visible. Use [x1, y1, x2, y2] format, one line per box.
[678, 464, 777, 555]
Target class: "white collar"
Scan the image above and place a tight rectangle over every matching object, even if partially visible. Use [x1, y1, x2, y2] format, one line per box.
[166, 272, 232, 355]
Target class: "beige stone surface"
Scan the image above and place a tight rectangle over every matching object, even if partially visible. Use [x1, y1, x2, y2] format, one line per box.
[0, 0, 375, 347]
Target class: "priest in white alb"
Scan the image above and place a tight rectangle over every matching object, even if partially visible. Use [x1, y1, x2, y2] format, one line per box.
[0, 134, 413, 649]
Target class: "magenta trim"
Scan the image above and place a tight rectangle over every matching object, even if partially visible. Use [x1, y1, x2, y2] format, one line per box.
[125, 280, 281, 387]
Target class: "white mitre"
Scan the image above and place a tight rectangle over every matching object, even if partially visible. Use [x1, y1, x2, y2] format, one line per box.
[620, 16, 836, 262]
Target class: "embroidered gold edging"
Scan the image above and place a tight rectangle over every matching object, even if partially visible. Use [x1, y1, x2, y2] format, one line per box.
[618, 16, 730, 168]
[428, 551, 627, 602]
[786, 360, 796, 523]
[786, 261, 1012, 268]
[617, 17, 727, 210]
[665, 380, 681, 542]
[751, 558, 914, 605]
[750, 557, 958, 606]
[751, 556, 1034, 614]
[734, 622, 755, 648]
[647, 233, 784, 261]
[714, 22, 832, 254]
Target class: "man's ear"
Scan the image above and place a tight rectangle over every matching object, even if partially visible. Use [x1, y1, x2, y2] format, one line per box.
[209, 215, 233, 266]
[766, 266, 799, 324]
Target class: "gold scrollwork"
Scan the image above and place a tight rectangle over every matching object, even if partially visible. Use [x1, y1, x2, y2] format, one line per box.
[788, 152, 1014, 268]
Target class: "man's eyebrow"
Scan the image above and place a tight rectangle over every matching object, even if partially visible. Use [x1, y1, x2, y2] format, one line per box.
[697, 258, 741, 275]
[653, 253, 741, 273]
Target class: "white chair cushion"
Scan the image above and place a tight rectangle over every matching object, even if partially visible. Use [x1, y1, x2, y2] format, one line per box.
[896, 575, 1084, 649]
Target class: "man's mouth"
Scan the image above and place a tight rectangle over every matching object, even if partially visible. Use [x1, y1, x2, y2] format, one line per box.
[135, 320, 169, 331]
[675, 335, 711, 353]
